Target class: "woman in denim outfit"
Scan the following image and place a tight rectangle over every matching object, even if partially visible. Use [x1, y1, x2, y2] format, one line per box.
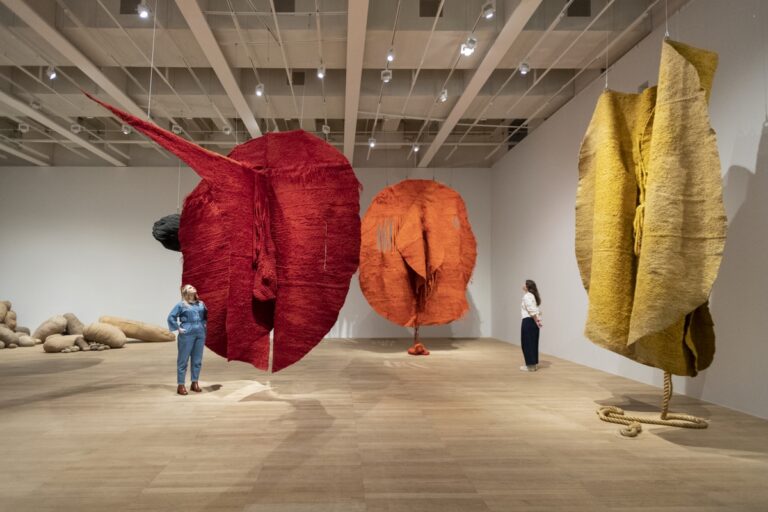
[168, 284, 208, 395]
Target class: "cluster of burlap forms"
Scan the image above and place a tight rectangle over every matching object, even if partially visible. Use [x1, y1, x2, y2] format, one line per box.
[577, 40, 727, 377]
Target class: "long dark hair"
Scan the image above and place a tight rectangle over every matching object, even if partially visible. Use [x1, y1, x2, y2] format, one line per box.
[525, 279, 541, 306]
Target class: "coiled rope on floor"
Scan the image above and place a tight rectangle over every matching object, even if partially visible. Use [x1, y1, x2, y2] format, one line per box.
[597, 372, 709, 437]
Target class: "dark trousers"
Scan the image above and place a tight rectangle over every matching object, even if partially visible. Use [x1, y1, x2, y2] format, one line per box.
[521, 317, 540, 366]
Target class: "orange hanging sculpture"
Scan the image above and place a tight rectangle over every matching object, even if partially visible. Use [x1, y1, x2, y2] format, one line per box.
[360, 180, 477, 355]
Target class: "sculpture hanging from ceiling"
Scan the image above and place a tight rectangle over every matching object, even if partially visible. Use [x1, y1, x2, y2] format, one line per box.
[360, 179, 477, 355]
[87, 93, 361, 372]
[576, 40, 726, 435]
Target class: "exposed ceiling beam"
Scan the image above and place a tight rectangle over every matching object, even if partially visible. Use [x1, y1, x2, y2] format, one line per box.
[0, 0, 146, 119]
[417, 0, 543, 167]
[0, 140, 49, 166]
[175, 0, 261, 138]
[0, 89, 125, 166]
[343, 0, 369, 161]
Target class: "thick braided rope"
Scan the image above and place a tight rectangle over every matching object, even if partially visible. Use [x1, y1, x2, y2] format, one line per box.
[597, 372, 709, 437]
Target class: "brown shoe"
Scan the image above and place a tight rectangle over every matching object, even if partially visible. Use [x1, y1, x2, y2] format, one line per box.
[190, 382, 202, 393]
[177, 384, 188, 395]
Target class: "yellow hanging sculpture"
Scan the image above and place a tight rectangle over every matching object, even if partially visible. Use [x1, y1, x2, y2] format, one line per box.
[576, 40, 727, 378]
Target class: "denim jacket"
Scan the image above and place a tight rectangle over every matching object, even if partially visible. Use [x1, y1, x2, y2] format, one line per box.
[167, 301, 208, 334]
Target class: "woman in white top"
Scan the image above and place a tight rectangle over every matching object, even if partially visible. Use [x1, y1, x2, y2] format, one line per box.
[520, 279, 542, 372]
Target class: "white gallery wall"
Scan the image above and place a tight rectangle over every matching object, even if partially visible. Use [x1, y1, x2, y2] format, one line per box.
[491, 0, 768, 418]
[0, 165, 491, 339]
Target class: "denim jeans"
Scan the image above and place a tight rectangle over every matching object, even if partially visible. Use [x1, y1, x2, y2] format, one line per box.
[177, 331, 205, 384]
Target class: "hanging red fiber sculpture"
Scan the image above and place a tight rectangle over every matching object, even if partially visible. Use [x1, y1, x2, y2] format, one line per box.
[86, 93, 361, 372]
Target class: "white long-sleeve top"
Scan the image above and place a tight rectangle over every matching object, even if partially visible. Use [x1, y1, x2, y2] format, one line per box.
[521, 292, 541, 319]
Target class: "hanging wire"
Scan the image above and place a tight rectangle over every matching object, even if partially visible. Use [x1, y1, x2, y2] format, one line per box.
[176, 160, 182, 213]
[146, 0, 159, 119]
[664, 0, 670, 39]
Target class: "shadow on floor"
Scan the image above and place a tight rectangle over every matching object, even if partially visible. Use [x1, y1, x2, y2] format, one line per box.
[656, 426, 768, 458]
[342, 338, 462, 354]
[0, 356, 103, 377]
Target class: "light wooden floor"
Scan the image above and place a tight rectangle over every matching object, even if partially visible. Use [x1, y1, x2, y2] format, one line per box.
[1, 338, 767, 512]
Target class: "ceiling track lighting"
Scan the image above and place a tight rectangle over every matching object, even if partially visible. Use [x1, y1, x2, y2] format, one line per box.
[45, 65, 56, 80]
[519, 61, 530, 75]
[482, 1, 496, 19]
[460, 37, 478, 57]
[137, 0, 151, 19]
[17, 122, 29, 134]
[368, 137, 376, 148]
[223, 126, 232, 135]
[121, 124, 132, 135]
[438, 88, 448, 103]
[255, 83, 265, 97]
[380, 69, 393, 84]
[386, 47, 395, 63]
[317, 65, 326, 79]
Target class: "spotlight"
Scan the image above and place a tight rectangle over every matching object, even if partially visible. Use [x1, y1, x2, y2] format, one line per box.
[482, 1, 495, 19]
[460, 37, 478, 57]
[317, 65, 325, 79]
[18, 122, 29, 134]
[321, 124, 331, 135]
[70, 123, 82, 134]
[137, 0, 151, 19]
[121, 124, 132, 135]
[519, 61, 530, 75]
[380, 69, 393, 83]
[255, 83, 265, 97]
[438, 88, 448, 103]
[386, 47, 395, 63]
[412, 144, 419, 153]
[171, 124, 182, 135]
[46, 65, 56, 80]
[368, 137, 376, 148]
[30, 100, 41, 110]
[223, 126, 232, 135]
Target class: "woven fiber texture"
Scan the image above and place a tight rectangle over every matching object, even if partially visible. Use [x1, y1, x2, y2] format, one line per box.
[576, 40, 727, 376]
[87, 94, 360, 372]
[360, 180, 477, 328]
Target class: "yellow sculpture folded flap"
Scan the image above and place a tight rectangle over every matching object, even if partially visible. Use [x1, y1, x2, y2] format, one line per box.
[576, 40, 726, 377]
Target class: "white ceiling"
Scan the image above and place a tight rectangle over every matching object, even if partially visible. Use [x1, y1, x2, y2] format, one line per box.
[0, 0, 687, 168]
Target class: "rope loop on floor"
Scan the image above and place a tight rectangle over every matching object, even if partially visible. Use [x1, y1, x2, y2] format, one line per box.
[597, 372, 709, 437]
